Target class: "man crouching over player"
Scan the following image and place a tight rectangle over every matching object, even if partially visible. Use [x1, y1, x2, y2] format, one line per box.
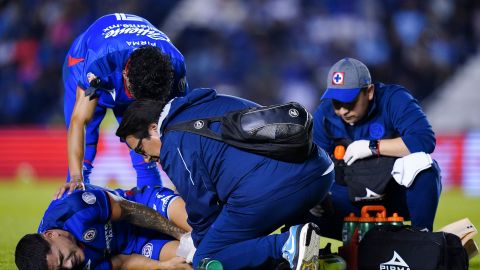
[15, 185, 193, 270]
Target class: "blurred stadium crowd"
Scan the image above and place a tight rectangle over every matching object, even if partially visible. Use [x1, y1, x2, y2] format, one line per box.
[0, 0, 479, 125]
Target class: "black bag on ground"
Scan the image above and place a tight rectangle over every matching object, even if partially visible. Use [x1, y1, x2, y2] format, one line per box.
[165, 102, 313, 163]
[359, 225, 468, 270]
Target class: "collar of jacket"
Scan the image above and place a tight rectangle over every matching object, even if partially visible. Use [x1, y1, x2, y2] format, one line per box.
[158, 88, 218, 137]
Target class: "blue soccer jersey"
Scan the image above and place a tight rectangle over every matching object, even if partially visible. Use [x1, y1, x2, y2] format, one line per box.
[64, 13, 187, 108]
[38, 187, 178, 270]
[62, 13, 188, 185]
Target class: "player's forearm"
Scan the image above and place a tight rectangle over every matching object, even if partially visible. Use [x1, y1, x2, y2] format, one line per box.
[111, 254, 162, 270]
[116, 198, 186, 239]
[377, 137, 410, 157]
[112, 254, 191, 270]
[67, 120, 86, 181]
[112, 254, 159, 270]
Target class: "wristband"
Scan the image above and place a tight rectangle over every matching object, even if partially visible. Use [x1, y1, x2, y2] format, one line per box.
[369, 140, 380, 157]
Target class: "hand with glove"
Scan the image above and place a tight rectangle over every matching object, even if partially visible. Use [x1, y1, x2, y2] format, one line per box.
[343, 140, 377, 166]
[176, 232, 196, 263]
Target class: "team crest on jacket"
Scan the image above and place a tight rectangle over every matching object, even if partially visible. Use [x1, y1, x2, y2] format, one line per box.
[369, 122, 385, 139]
[82, 228, 97, 242]
[82, 192, 96, 204]
[142, 243, 154, 258]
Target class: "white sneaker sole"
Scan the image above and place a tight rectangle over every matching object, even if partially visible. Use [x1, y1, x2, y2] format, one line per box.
[295, 223, 320, 270]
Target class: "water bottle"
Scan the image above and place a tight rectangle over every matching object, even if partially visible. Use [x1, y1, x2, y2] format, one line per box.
[198, 258, 223, 270]
[359, 205, 387, 241]
[375, 212, 387, 227]
[342, 213, 358, 245]
[358, 215, 375, 241]
[388, 212, 404, 226]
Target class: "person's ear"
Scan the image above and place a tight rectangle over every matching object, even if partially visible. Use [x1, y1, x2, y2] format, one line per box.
[44, 230, 55, 239]
[148, 123, 158, 136]
[367, 84, 375, 101]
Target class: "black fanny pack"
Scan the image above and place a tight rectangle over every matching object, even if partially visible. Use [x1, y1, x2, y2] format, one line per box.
[359, 225, 468, 270]
[165, 102, 313, 163]
[343, 156, 397, 202]
[332, 141, 396, 203]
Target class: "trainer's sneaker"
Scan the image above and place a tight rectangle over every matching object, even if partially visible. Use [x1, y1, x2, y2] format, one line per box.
[282, 223, 321, 270]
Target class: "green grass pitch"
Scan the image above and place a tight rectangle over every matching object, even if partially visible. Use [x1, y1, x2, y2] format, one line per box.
[0, 180, 479, 269]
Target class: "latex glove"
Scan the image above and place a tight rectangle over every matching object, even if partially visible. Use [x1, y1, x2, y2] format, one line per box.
[176, 232, 196, 263]
[343, 140, 373, 166]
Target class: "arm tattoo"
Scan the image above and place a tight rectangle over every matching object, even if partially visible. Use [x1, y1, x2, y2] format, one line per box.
[119, 199, 186, 239]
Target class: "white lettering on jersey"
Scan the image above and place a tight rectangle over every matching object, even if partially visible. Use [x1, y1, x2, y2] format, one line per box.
[126, 41, 157, 47]
[104, 222, 113, 254]
[103, 25, 169, 41]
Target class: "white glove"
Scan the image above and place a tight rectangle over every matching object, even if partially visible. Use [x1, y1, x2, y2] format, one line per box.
[391, 152, 432, 187]
[343, 140, 373, 166]
[176, 232, 196, 263]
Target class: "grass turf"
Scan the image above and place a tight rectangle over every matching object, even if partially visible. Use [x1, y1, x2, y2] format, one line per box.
[0, 180, 479, 269]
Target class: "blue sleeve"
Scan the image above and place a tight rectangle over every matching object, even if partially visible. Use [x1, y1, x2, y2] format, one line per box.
[78, 49, 122, 90]
[39, 190, 112, 232]
[386, 88, 436, 153]
[313, 104, 335, 154]
[92, 260, 112, 270]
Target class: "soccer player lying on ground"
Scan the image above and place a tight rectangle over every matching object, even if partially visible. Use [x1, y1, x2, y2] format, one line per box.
[15, 184, 193, 270]
[115, 72, 335, 268]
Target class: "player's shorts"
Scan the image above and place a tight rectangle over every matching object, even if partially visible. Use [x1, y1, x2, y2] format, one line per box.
[117, 186, 179, 220]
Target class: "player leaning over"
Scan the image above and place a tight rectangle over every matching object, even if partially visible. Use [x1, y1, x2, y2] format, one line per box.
[61, 13, 188, 196]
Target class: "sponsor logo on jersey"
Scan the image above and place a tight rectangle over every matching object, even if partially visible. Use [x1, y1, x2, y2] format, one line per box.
[104, 222, 113, 254]
[156, 193, 175, 213]
[126, 41, 157, 47]
[332, 72, 345, 85]
[380, 251, 410, 270]
[103, 24, 169, 41]
[82, 228, 97, 242]
[142, 243, 154, 258]
[82, 192, 96, 204]
[67, 55, 84, 67]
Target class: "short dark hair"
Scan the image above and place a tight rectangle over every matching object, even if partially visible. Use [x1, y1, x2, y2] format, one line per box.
[116, 99, 165, 141]
[15, 234, 50, 270]
[126, 45, 173, 101]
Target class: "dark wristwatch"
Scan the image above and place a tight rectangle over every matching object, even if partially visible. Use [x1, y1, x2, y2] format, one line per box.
[369, 140, 380, 156]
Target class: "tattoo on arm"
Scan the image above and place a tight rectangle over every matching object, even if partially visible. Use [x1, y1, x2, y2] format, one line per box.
[119, 199, 186, 239]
